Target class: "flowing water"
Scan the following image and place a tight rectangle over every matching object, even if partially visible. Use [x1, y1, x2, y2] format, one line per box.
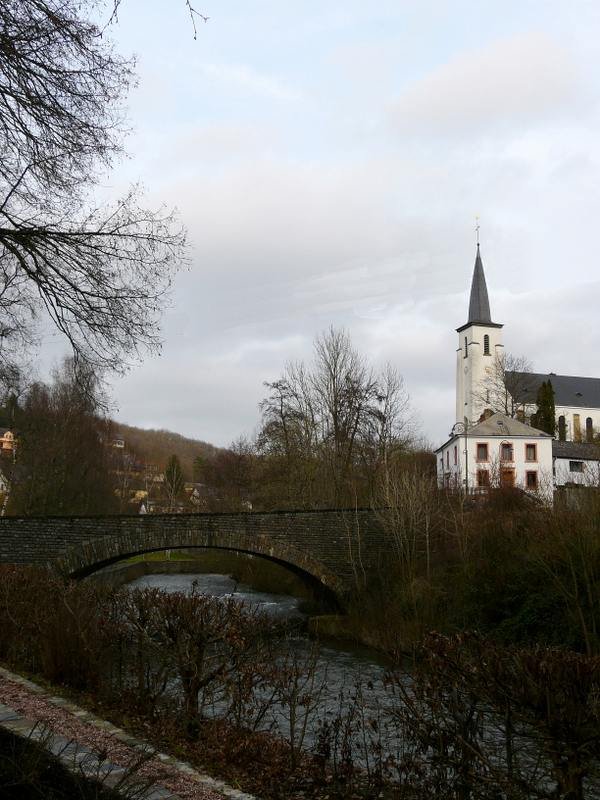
[124, 573, 583, 793]
[126, 572, 392, 756]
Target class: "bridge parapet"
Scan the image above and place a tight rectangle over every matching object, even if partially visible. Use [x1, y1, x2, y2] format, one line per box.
[0, 509, 387, 601]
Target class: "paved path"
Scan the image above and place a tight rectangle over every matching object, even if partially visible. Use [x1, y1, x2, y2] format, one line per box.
[0, 666, 257, 800]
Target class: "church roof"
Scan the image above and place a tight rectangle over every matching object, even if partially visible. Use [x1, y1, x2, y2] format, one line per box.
[467, 244, 491, 324]
[466, 412, 551, 438]
[507, 372, 600, 410]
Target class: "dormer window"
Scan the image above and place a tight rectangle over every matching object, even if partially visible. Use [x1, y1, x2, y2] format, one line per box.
[483, 334, 490, 355]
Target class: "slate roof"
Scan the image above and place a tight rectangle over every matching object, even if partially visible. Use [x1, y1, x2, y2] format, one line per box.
[467, 244, 492, 324]
[467, 412, 551, 438]
[456, 245, 503, 332]
[552, 440, 600, 461]
[436, 412, 550, 452]
[507, 372, 600, 409]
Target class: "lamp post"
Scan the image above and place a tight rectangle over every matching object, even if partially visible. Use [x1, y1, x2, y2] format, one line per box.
[450, 419, 470, 494]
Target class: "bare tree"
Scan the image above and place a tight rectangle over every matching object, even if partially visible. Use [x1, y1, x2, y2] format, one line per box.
[0, 1, 186, 388]
[310, 327, 379, 501]
[474, 352, 535, 419]
[7, 358, 119, 516]
[258, 327, 415, 507]
[164, 454, 185, 511]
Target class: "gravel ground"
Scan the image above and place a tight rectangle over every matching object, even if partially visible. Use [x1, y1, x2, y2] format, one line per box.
[0, 673, 240, 800]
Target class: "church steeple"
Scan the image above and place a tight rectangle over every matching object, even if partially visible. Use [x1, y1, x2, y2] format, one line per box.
[455, 240, 504, 425]
[467, 244, 492, 324]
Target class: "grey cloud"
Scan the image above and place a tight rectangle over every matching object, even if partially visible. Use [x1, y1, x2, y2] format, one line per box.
[110, 25, 600, 450]
[389, 32, 580, 137]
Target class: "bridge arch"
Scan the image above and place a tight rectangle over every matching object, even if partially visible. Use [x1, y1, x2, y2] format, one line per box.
[0, 509, 384, 607]
[54, 524, 346, 607]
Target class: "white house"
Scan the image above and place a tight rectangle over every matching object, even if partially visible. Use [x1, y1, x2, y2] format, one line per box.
[0, 429, 15, 453]
[552, 440, 600, 488]
[436, 412, 553, 500]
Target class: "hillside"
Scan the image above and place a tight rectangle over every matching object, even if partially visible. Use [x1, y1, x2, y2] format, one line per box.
[112, 422, 222, 480]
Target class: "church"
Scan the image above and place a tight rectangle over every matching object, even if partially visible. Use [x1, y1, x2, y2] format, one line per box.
[436, 245, 600, 497]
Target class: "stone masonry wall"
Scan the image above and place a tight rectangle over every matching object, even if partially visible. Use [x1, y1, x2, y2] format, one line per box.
[0, 509, 387, 596]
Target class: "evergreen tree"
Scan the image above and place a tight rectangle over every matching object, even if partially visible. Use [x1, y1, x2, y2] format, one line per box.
[531, 381, 556, 436]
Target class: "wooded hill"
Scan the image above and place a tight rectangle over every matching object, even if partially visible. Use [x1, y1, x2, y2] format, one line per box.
[112, 422, 222, 480]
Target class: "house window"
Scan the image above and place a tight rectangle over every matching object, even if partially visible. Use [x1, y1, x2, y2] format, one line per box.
[525, 471, 538, 490]
[573, 414, 582, 443]
[446, 451, 450, 468]
[569, 460, 584, 473]
[483, 334, 490, 355]
[558, 415, 566, 441]
[525, 443, 537, 462]
[476, 443, 488, 462]
[500, 442, 514, 462]
[453, 446, 457, 465]
[477, 469, 490, 487]
[464, 337, 468, 358]
[586, 417, 594, 442]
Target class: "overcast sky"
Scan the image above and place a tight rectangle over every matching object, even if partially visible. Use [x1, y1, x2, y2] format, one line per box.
[86, 0, 600, 447]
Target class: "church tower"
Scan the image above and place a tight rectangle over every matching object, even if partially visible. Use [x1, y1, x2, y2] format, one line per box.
[455, 245, 504, 425]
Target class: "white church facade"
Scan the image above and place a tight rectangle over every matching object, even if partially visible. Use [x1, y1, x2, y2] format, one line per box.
[436, 245, 600, 497]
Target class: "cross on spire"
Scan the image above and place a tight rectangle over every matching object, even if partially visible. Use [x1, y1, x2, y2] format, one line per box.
[475, 216, 480, 246]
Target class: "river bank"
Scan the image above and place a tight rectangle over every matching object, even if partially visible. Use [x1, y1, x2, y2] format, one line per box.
[92, 557, 369, 647]
[2, 565, 599, 799]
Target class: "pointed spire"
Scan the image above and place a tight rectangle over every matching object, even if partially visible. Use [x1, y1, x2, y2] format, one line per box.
[467, 244, 492, 324]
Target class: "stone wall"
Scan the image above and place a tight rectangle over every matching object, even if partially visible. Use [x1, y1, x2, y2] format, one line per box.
[0, 509, 387, 598]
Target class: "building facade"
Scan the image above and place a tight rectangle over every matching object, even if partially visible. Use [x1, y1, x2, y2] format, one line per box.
[552, 441, 600, 488]
[437, 412, 553, 499]
[437, 244, 599, 497]
[506, 372, 600, 443]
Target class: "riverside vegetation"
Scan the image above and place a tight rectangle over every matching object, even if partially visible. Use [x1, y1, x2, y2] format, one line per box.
[349, 473, 600, 656]
[1, 501, 600, 800]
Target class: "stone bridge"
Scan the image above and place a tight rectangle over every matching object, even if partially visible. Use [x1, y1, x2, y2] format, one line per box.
[0, 509, 388, 605]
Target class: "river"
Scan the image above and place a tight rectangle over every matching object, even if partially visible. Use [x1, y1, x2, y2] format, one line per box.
[124, 572, 587, 794]
[126, 572, 392, 757]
